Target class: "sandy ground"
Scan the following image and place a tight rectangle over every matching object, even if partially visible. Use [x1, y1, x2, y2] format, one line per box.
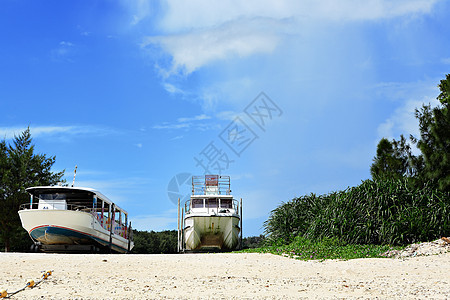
[0, 252, 449, 299]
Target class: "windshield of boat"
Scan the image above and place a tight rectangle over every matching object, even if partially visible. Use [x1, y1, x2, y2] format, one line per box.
[206, 199, 218, 208]
[31, 189, 96, 208]
[38, 193, 67, 200]
[191, 198, 235, 209]
[192, 199, 203, 208]
[220, 198, 232, 209]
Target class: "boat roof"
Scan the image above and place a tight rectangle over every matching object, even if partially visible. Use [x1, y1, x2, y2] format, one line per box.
[191, 194, 233, 198]
[26, 186, 128, 214]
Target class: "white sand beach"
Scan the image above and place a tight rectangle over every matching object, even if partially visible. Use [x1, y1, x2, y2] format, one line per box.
[1, 251, 449, 299]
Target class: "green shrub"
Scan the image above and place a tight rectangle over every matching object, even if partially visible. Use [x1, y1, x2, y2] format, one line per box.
[264, 177, 449, 246]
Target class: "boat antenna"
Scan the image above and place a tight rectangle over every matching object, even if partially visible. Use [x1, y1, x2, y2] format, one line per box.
[72, 165, 77, 187]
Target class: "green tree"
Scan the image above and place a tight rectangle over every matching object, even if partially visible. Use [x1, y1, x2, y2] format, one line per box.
[415, 74, 450, 192]
[242, 235, 266, 249]
[157, 230, 177, 253]
[131, 230, 177, 254]
[0, 140, 9, 250]
[0, 128, 64, 251]
[370, 135, 421, 179]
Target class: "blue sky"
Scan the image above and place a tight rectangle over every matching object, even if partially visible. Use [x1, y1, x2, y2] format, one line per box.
[1, 0, 449, 236]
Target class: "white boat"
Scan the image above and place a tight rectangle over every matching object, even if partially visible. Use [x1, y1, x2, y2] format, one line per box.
[178, 175, 242, 251]
[18, 186, 134, 253]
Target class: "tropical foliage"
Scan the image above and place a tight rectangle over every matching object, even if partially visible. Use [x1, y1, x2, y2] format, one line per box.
[264, 75, 450, 248]
[264, 177, 449, 246]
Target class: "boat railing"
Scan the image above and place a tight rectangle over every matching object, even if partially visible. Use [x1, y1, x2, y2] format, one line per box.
[92, 212, 129, 239]
[19, 203, 90, 211]
[19, 203, 39, 210]
[112, 220, 128, 238]
[185, 198, 240, 215]
[192, 175, 231, 195]
[233, 199, 239, 212]
[185, 199, 191, 214]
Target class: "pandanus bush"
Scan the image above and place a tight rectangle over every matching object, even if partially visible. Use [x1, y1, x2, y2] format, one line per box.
[264, 177, 449, 246]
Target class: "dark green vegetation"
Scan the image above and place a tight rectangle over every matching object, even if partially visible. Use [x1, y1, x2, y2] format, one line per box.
[131, 230, 178, 254]
[131, 232, 264, 253]
[0, 128, 64, 252]
[261, 74, 450, 259]
[264, 177, 448, 246]
[242, 235, 266, 249]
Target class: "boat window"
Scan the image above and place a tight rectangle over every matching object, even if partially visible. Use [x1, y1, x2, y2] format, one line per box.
[192, 199, 204, 208]
[206, 198, 218, 208]
[33, 190, 95, 210]
[220, 199, 232, 209]
[39, 193, 66, 200]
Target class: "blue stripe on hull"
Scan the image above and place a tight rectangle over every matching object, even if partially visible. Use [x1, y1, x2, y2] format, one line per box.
[31, 226, 91, 244]
[30, 226, 128, 253]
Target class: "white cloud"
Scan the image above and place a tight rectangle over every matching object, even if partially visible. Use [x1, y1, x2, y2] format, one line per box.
[377, 119, 395, 140]
[374, 79, 442, 143]
[152, 114, 219, 131]
[170, 135, 184, 141]
[59, 41, 74, 47]
[216, 111, 240, 121]
[51, 41, 76, 62]
[0, 126, 72, 139]
[152, 122, 190, 130]
[124, 0, 153, 26]
[0, 125, 117, 140]
[143, 19, 279, 76]
[158, 0, 439, 31]
[163, 82, 186, 94]
[377, 95, 440, 140]
[177, 114, 210, 123]
[139, 0, 441, 79]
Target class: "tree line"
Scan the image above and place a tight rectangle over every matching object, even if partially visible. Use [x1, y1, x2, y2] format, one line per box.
[130, 231, 264, 253]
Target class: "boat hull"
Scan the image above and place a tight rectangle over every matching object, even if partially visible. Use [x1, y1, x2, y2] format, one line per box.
[184, 214, 240, 250]
[18, 209, 132, 253]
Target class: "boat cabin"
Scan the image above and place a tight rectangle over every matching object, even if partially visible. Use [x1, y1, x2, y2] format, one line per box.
[24, 186, 130, 238]
[186, 175, 239, 214]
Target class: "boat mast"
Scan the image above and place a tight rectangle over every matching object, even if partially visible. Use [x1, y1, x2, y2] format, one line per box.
[240, 198, 243, 249]
[71, 165, 78, 187]
[177, 197, 180, 252]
